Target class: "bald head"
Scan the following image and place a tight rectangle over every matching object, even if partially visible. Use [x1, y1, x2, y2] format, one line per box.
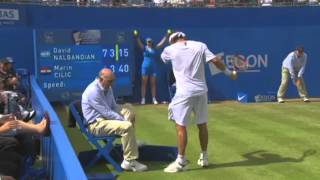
[99, 68, 114, 79]
[98, 68, 115, 90]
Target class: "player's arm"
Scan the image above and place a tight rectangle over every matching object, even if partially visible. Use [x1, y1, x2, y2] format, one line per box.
[204, 43, 236, 80]
[136, 37, 144, 50]
[156, 29, 172, 49]
[210, 57, 236, 80]
[285, 53, 298, 85]
[156, 34, 169, 49]
[133, 30, 144, 50]
[210, 56, 226, 71]
[297, 54, 307, 80]
[161, 48, 171, 64]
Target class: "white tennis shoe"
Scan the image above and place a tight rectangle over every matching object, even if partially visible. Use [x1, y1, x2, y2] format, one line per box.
[197, 154, 209, 167]
[152, 97, 158, 105]
[121, 160, 148, 172]
[141, 98, 146, 105]
[303, 97, 310, 102]
[153, 100, 158, 105]
[277, 97, 285, 103]
[164, 160, 188, 173]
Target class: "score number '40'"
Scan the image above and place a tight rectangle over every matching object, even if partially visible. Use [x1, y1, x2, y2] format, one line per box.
[109, 64, 129, 73]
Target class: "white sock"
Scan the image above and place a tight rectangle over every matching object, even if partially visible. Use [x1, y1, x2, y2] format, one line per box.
[176, 154, 186, 164]
[123, 159, 130, 164]
[152, 97, 157, 101]
[201, 151, 208, 158]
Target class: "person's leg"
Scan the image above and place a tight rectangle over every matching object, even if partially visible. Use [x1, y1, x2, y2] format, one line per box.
[197, 123, 209, 167]
[120, 103, 135, 124]
[176, 124, 187, 157]
[141, 76, 148, 104]
[15, 134, 38, 158]
[197, 123, 208, 152]
[277, 68, 290, 102]
[89, 119, 138, 160]
[150, 63, 158, 104]
[0, 161, 20, 179]
[0, 137, 20, 152]
[15, 118, 49, 135]
[164, 96, 191, 173]
[297, 77, 309, 101]
[88, 118, 147, 172]
[194, 94, 209, 167]
[0, 151, 22, 179]
[150, 76, 158, 104]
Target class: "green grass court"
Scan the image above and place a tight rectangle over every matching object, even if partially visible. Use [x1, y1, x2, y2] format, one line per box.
[56, 100, 320, 180]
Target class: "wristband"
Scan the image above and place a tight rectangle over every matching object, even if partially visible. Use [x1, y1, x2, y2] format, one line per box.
[223, 69, 232, 76]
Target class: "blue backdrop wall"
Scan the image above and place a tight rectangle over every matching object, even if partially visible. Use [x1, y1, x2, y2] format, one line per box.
[1, 4, 320, 102]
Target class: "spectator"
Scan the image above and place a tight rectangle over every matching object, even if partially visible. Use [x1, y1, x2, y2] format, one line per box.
[0, 78, 35, 121]
[0, 113, 50, 179]
[260, 0, 272, 6]
[81, 68, 148, 172]
[0, 58, 19, 91]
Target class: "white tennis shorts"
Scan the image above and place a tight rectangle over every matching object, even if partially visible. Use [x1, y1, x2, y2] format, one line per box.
[168, 93, 208, 126]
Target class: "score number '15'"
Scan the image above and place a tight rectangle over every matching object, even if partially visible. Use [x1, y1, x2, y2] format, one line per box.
[102, 48, 129, 58]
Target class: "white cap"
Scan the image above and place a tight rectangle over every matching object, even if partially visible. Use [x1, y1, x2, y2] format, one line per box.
[169, 32, 186, 44]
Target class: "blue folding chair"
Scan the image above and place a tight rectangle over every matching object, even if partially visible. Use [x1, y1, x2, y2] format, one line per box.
[69, 100, 123, 173]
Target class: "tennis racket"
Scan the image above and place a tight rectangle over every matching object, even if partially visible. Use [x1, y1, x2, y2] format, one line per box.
[231, 55, 248, 72]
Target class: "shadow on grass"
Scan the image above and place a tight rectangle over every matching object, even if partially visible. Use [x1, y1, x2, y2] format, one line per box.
[196, 149, 317, 171]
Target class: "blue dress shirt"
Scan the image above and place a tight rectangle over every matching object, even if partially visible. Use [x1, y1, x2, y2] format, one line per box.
[82, 79, 124, 125]
[282, 51, 307, 81]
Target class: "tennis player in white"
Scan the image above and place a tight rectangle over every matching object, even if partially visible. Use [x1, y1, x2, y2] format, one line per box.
[161, 32, 237, 173]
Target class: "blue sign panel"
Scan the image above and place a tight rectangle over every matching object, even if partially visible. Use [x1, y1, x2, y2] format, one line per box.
[0, 5, 26, 27]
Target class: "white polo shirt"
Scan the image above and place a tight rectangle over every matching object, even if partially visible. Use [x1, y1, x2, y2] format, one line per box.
[161, 40, 216, 97]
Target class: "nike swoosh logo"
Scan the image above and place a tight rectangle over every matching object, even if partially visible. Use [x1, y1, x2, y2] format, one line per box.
[238, 95, 246, 101]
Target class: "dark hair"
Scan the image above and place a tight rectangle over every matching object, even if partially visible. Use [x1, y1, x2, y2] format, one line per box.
[296, 46, 304, 52]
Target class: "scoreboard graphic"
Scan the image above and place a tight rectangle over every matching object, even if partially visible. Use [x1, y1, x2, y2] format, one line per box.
[34, 29, 134, 101]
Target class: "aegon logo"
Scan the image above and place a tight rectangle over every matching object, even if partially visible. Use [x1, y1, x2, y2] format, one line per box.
[0, 9, 19, 20]
[219, 53, 268, 73]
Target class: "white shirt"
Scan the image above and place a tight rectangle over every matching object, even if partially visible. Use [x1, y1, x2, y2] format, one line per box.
[282, 51, 307, 81]
[161, 40, 215, 97]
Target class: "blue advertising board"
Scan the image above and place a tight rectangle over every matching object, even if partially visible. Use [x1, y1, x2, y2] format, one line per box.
[0, 4, 319, 102]
[0, 5, 26, 27]
[34, 29, 134, 101]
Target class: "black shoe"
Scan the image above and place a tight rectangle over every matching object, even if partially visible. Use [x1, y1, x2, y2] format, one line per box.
[28, 110, 36, 119]
[23, 110, 36, 122]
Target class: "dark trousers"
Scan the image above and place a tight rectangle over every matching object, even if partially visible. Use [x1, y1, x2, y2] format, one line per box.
[0, 136, 23, 178]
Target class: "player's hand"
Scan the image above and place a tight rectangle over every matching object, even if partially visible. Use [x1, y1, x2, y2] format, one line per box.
[167, 29, 173, 36]
[230, 70, 237, 80]
[133, 30, 139, 37]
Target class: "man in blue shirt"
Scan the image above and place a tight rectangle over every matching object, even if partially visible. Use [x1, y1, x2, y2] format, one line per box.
[277, 47, 310, 103]
[82, 68, 147, 172]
